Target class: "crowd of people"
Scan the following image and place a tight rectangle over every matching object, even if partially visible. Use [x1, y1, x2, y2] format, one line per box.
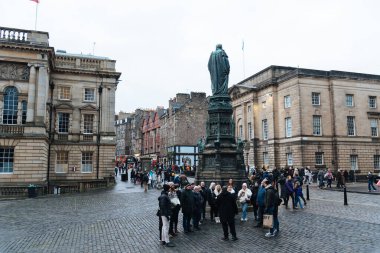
[156, 166, 313, 247]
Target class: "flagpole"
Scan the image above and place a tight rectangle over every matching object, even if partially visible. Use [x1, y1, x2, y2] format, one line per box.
[35, 2, 38, 30]
[242, 40, 246, 79]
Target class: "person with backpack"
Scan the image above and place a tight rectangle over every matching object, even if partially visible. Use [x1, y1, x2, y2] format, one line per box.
[263, 179, 280, 237]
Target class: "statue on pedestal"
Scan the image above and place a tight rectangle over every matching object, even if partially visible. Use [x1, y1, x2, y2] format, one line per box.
[208, 44, 230, 96]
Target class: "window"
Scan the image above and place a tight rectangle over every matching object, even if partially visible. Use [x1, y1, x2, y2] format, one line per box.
[83, 114, 94, 134]
[285, 117, 292, 137]
[262, 119, 268, 140]
[350, 155, 358, 170]
[248, 105, 252, 112]
[313, 115, 322, 135]
[84, 88, 95, 102]
[81, 152, 93, 173]
[284, 95, 291, 108]
[369, 96, 377, 109]
[346, 94, 354, 107]
[262, 101, 266, 108]
[238, 125, 243, 138]
[56, 151, 68, 173]
[347, 116, 356, 136]
[315, 152, 324, 165]
[263, 152, 269, 165]
[22, 100, 27, 124]
[248, 122, 252, 139]
[0, 147, 14, 173]
[374, 155, 380, 170]
[58, 112, 70, 133]
[370, 119, 378, 137]
[286, 153, 293, 165]
[58, 87, 71, 100]
[312, 92, 320, 105]
[3, 87, 18, 124]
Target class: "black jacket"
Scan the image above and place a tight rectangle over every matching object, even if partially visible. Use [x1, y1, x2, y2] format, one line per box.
[216, 190, 238, 222]
[200, 186, 207, 203]
[193, 192, 203, 212]
[181, 189, 194, 215]
[264, 186, 279, 215]
[158, 191, 172, 217]
[207, 188, 216, 206]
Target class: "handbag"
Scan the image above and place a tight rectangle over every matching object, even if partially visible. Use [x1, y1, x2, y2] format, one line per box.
[263, 214, 273, 228]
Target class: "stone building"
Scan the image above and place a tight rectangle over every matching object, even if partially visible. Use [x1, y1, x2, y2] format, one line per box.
[230, 65, 380, 175]
[160, 92, 208, 167]
[115, 112, 133, 159]
[141, 107, 165, 164]
[0, 27, 121, 190]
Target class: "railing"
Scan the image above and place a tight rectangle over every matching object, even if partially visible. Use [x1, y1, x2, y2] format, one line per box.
[0, 186, 45, 198]
[0, 125, 24, 135]
[0, 28, 28, 43]
[0, 27, 49, 46]
[55, 55, 102, 70]
[57, 134, 68, 141]
[82, 134, 94, 141]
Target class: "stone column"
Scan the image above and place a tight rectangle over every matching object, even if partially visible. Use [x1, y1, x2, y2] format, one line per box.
[26, 65, 36, 123]
[35, 66, 49, 125]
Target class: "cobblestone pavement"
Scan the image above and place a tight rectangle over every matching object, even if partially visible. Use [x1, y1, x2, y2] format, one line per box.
[321, 182, 380, 195]
[0, 179, 379, 253]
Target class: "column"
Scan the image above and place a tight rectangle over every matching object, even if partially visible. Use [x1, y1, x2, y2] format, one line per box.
[26, 65, 36, 123]
[35, 66, 49, 125]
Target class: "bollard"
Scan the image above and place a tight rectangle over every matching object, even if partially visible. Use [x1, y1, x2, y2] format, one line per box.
[306, 184, 310, 201]
[343, 186, 348, 205]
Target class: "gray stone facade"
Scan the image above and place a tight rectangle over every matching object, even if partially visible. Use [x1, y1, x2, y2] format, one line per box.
[0, 27, 121, 187]
[160, 92, 208, 166]
[230, 65, 380, 175]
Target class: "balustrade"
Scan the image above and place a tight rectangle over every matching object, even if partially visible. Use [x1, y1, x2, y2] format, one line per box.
[0, 125, 24, 135]
[0, 28, 28, 42]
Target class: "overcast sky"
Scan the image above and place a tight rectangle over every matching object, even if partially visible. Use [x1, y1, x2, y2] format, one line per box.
[1, 0, 380, 113]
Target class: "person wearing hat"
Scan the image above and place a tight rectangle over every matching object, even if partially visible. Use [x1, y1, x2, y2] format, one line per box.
[158, 184, 175, 247]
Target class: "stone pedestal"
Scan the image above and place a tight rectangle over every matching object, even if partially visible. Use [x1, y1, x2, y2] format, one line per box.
[195, 95, 246, 189]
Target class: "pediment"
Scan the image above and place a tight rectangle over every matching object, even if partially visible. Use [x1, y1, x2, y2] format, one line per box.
[55, 103, 74, 110]
[79, 104, 98, 111]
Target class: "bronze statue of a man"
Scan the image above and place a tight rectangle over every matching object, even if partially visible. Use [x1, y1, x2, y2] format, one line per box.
[208, 44, 230, 96]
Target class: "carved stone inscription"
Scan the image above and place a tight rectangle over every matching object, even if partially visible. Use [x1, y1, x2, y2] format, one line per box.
[221, 156, 236, 167]
[0, 62, 29, 81]
[205, 156, 215, 167]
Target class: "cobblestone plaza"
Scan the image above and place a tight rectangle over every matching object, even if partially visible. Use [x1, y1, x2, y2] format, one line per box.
[0, 180, 379, 253]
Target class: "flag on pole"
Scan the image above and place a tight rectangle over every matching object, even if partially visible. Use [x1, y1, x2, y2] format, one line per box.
[30, 0, 39, 3]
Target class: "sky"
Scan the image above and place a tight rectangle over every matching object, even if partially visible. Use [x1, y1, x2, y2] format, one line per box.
[1, 0, 380, 113]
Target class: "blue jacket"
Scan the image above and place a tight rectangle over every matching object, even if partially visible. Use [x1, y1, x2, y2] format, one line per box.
[256, 186, 266, 207]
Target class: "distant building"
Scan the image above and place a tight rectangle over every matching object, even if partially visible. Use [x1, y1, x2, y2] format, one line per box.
[160, 92, 208, 167]
[0, 27, 121, 190]
[230, 65, 380, 175]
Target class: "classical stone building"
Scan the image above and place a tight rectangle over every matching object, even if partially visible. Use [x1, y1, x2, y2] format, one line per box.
[0, 27, 120, 191]
[230, 65, 380, 175]
[160, 92, 208, 167]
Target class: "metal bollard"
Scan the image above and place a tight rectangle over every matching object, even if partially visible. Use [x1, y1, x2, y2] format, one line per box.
[343, 186, 348, 205]
[306, 184, 310, 201]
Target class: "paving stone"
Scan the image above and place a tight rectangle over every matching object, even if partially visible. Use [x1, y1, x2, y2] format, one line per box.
[0, 182, 379, 253]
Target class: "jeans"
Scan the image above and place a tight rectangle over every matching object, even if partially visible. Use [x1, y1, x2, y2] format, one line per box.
[257, 205, 265, 224]
[270, 215, 279, 234]
[295, 195, 303, 208]
[241, 202, 248, 220]
[182, 214, 192, 232]
[368, 182, 377, 191]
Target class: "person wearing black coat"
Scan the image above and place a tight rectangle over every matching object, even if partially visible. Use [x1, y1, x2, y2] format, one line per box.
[207, 182, 217, 221]
[158, 185, 175, 247]
[200, 182, 207, 221]
[181, 184, 195, 233]
[216, 186, 238, 241]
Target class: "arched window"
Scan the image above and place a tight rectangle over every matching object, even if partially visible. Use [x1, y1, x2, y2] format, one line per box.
[3, 87, 18, 125]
